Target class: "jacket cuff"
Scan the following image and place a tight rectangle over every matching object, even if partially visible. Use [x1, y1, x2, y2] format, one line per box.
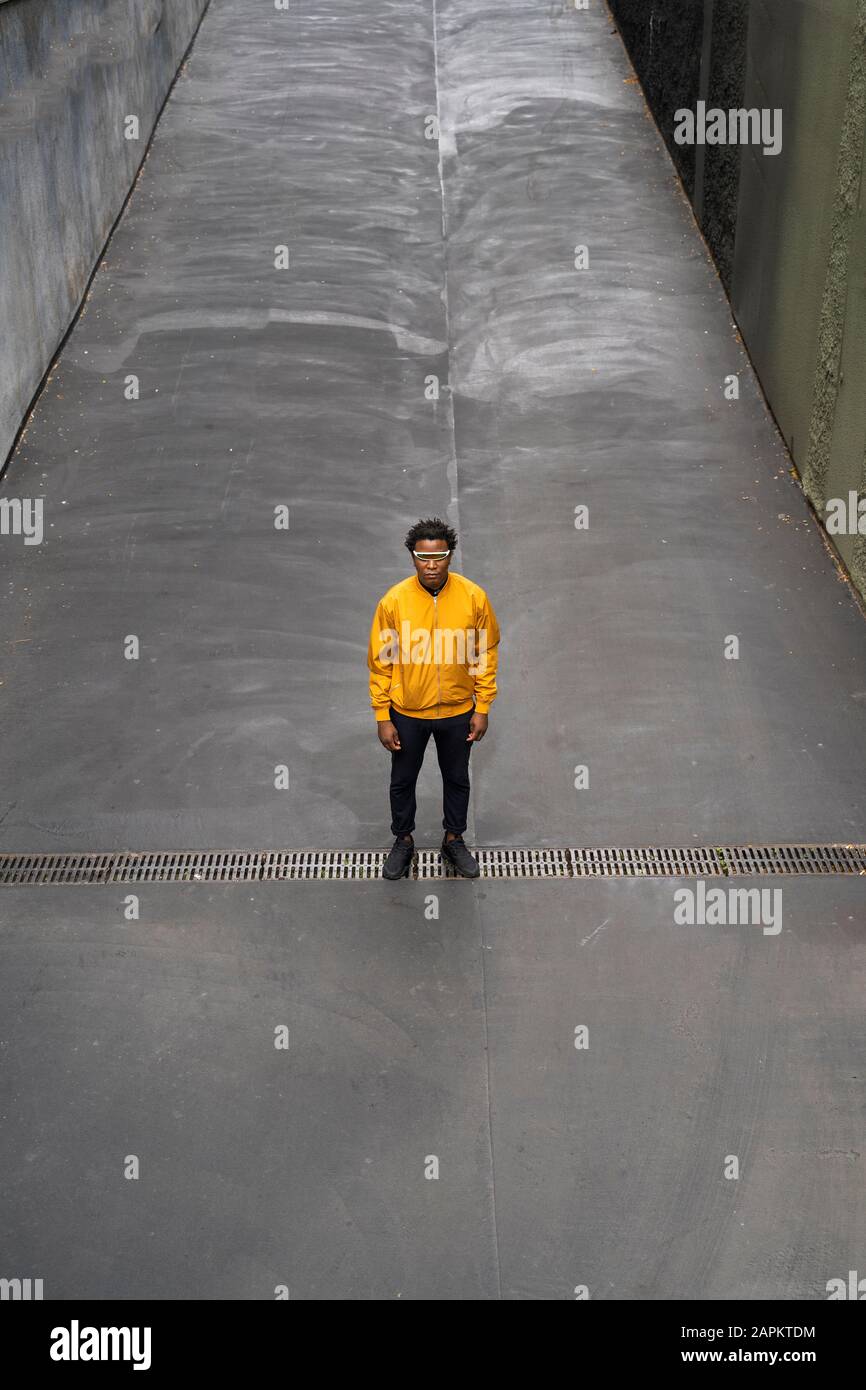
[474, 701, 492, 715]
[374, 708, 392, 722]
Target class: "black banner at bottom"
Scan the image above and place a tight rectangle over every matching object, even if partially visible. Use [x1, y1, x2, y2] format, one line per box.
[0, 1298, 859, 1374]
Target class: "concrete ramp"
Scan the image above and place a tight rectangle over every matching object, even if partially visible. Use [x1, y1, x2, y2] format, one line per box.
[0, 0, 864, 1299]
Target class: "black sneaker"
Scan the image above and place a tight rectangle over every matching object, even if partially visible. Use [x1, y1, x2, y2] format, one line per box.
[441, 834, 481, 879]
[383, 836, 414, 880]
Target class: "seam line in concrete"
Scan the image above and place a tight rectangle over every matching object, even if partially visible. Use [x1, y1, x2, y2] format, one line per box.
[431, 4, 499, 1290]
[431, 0, 461, 541]
[474, 868, 504, 1300]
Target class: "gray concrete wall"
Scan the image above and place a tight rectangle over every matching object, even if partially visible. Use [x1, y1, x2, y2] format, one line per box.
[0, 0, 208, 468]
[609, 0, 866, 602]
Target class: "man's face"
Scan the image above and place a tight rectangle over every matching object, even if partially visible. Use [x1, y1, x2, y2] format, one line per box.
[411, 538, 452, 591]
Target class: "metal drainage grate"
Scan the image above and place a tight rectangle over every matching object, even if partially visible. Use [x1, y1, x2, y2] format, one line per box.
[720, 844, 866, 875]
[570, 847, 723, 877]
[418, 847, 573, 879]
[1, 844, 865, 885]
[0, 850, 387, 886]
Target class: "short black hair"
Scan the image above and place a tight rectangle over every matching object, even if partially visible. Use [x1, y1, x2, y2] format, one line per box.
[404, 516, 458, 554]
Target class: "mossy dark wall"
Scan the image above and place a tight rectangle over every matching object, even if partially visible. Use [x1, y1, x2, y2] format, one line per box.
[701, 0, 749, 290]
[609, 0, 747, 289]
[608, 0, 866, 603]
[608, 0, 704, 198]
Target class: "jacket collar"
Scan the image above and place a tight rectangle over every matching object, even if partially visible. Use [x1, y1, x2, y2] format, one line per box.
[414, 571, 451, 598]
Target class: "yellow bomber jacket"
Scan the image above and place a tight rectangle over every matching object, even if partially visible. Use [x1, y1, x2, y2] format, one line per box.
[368, 571, 501, 721]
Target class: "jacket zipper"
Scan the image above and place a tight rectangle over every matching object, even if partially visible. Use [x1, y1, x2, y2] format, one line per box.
[433, 591, 441, 716]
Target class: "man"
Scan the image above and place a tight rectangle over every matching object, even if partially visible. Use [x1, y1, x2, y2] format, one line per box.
[367, 517, 501, 880]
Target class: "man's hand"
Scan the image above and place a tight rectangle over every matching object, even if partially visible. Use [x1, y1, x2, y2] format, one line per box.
[377, 720, 402, 751]
[467, 712, 488, 742]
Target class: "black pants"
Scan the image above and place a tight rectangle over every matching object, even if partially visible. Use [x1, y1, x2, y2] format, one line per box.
[388, 704, 474, 837]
